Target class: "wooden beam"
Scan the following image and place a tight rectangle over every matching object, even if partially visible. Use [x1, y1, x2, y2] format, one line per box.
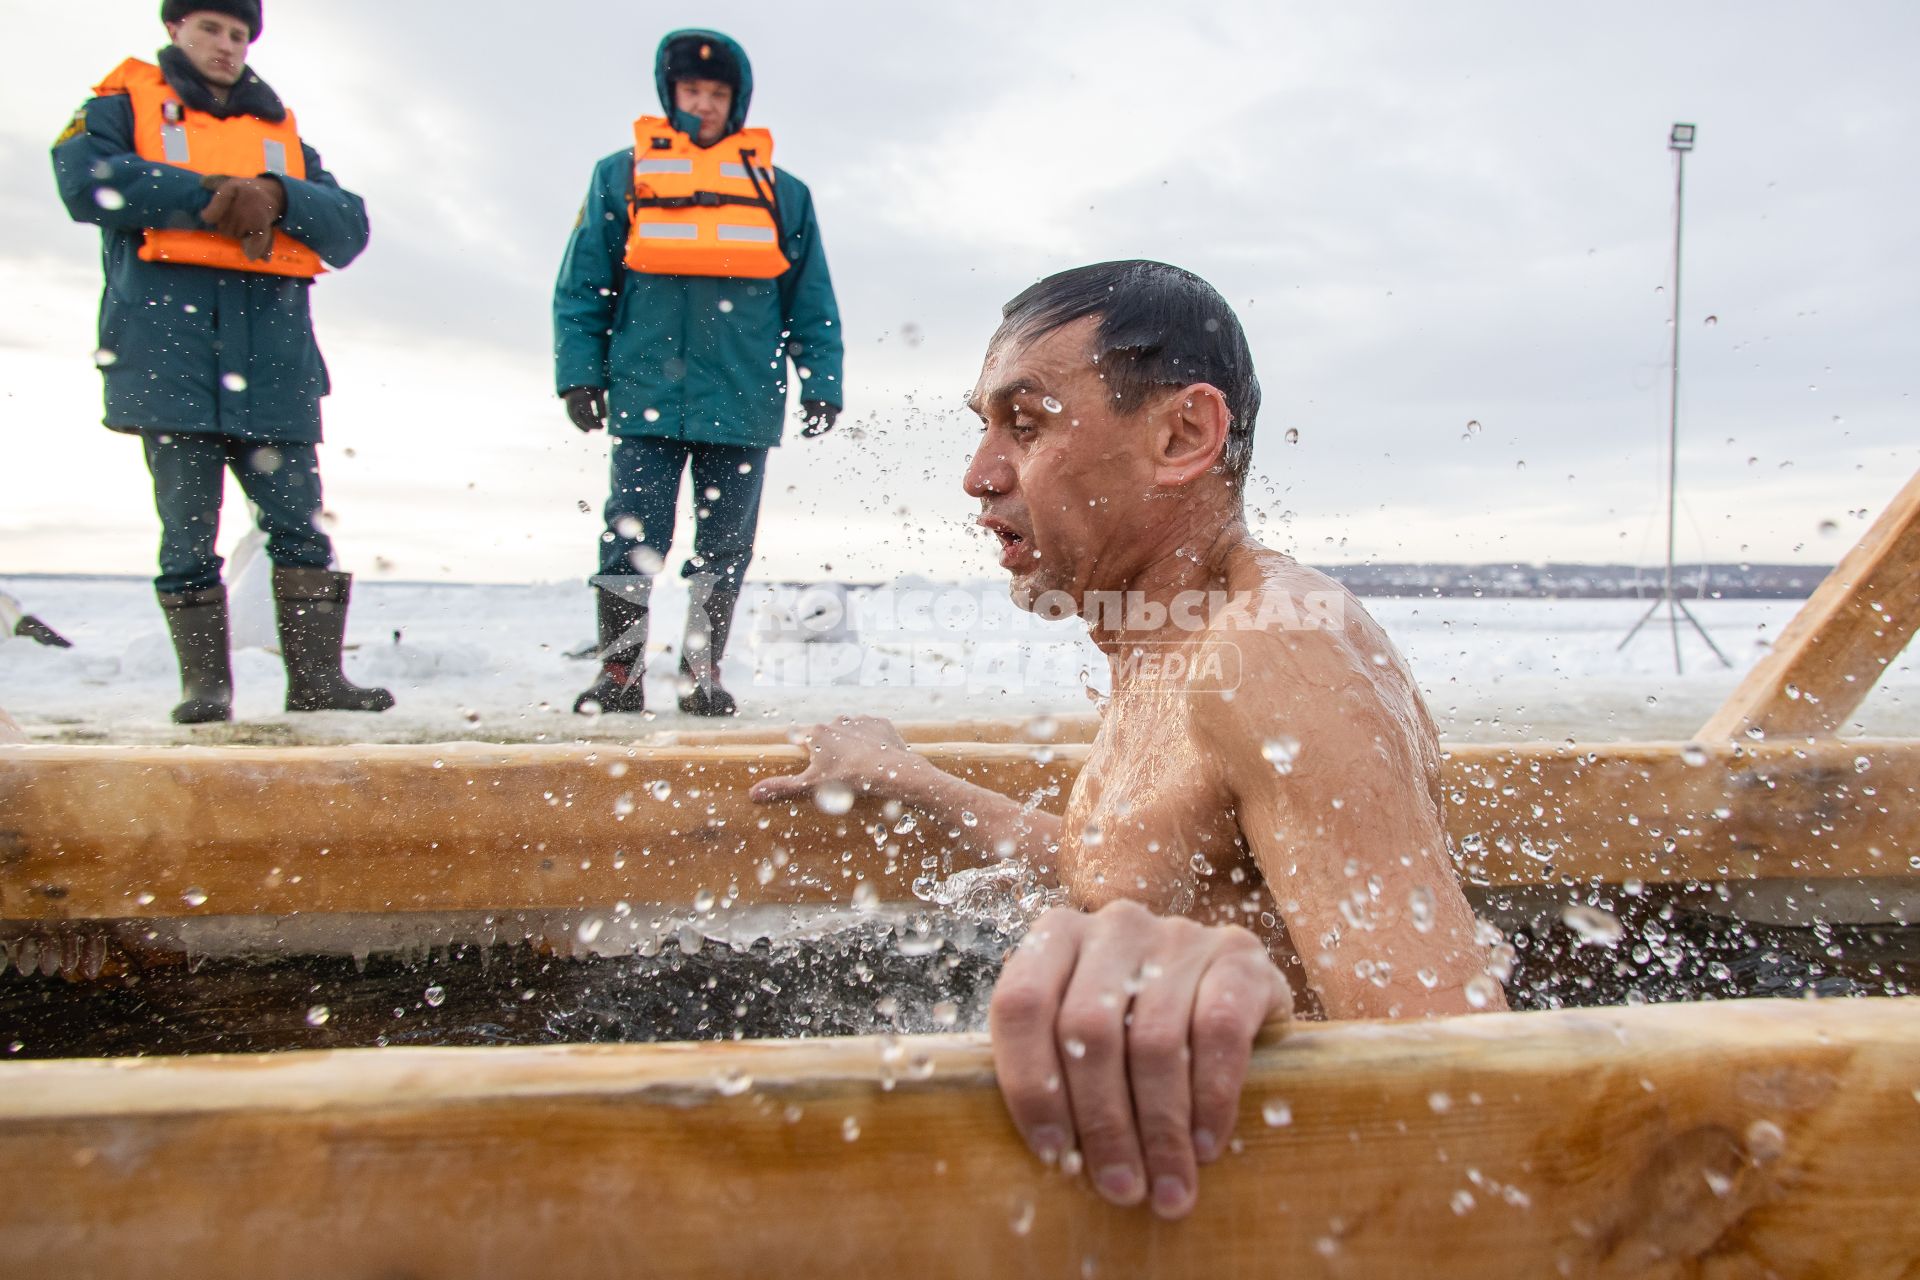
[1, 997, 1915, 1278]
[0, 739, 1913, 921]
[1702, 466, 1920, 741]
[648, 713, 1102, 747]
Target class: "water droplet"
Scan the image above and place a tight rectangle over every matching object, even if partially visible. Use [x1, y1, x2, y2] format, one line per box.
[305, 1005, 331, 1027]
[642, 407, 662, 422]
[1009, 1198, 1036, 1236]
[577, 917, 604, 945]
[714, 1067, 753, 1096]
[1409, 886, 1436, 932]
[931, 1000, 960, 1027]
[649, 780, 673, 801]
[1450, 1189, 1476, 1215]
[1063, 1037, 1087, 1060]
[424, 985, 446, 1007]
[93, 187, 126, 210]
[852, 881, 880, 911]
[1464, 975, 1499, 1009]
[612, 792, 636, 818]
[841, 1115, 862, 1141]
[1428, 1091, 1452, 1114]
[1561, 904, 1624, 948]
[1704, 314, 1718, 326]
[717, 298, 734, 313]
[92, 348, 118, 368]
[1681, 743, 1709, 767]
[1262, 1098, 1293, 1127]
[221, 372, 248, 393]
[814, 780, 856, 815]
[1261, 736, 1301, 775]
[1284, 427, 1300, 445]
[1464, 420, 1482, 437]
[1744, 1119, 1785, 1161]
[1853, 755, 1871, 774]
[692, 888, 717, 914]
[181, 887, 209, 908]
[1040, 396, 1063, 414]
[1702, 1168, 1733, 1197]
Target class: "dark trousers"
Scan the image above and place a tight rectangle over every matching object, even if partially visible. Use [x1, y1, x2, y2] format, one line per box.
[141, 431, 333, 595]
[599, 436, 768, 592]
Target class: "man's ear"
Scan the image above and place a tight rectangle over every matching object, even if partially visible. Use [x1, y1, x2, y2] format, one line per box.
[1150, 383, 1231, 488]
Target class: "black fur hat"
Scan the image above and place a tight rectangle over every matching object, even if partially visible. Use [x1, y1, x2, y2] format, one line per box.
[661, 34, 739, 90]
[161, 1, 262, 41]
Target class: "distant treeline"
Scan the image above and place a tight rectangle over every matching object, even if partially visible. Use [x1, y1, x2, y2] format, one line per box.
[1317, 563, 1828, 599]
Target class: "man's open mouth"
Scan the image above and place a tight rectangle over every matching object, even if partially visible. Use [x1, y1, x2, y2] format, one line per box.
[978, 517, 1030, 569]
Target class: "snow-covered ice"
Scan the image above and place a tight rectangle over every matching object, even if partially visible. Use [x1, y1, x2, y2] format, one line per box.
[0, 575, 1912, 745]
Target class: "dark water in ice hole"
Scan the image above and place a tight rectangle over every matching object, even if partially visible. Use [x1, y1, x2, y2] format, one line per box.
[2, 887, 1914, 1059]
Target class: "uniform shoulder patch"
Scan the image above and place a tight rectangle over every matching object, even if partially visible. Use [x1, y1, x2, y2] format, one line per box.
[54, 107, 87, 147]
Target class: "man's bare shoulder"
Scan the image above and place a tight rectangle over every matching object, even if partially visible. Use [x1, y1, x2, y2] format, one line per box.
[1190, 540, 1430, 768]
[1197, 543, 1372, 677]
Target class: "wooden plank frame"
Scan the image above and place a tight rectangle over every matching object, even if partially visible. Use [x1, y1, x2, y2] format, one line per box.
[2, 997, 1916, 1278]
[1702, 466, 1920, 741]
[1, 738, 1914, 921]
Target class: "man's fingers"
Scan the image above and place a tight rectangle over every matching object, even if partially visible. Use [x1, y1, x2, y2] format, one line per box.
[200, 184, 236, 226]
[1125, 935, 1212, 1219]
[746, 771, 814, 804]
[988, 910, 1082, 1167]
[1188, 939, 1292, 1167]
[1055, 917, 1152, 1207]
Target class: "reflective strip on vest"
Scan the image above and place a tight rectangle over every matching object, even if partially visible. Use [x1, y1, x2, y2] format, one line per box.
[161, 123, 190, 162]
[636, 158, 694, 175]
[718, 162, 774, 181]
[262, 138, 288, 175]
[715, 224, 776, 243]
[638, 223, 700, 240]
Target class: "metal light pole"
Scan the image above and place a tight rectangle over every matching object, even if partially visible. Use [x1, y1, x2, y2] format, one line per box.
[1619, 122, 1731, 673]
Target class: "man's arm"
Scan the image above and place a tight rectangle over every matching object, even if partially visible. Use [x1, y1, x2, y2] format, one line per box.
[748, 715, 1061, 868]
[1200, 628, 1500, 1019]
[772, 172, 843, 413]
[51, 95, 211, 231]
[552, 153, 628, 397]
[274, 143, 369, 269]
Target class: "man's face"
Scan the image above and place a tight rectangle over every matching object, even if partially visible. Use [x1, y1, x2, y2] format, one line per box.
[168, 11, 251, 87]
[673, 77, 734, 145]
[965, 317, 1164, 612]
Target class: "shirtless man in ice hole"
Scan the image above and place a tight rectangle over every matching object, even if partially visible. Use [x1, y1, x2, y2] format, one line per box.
[753, 261, 1502, 1220]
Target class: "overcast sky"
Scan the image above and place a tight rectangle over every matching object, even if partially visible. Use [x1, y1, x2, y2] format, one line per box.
[2, 1, 1915, 585]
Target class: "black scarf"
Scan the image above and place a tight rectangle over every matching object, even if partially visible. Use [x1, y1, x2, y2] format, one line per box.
[156, 45, 285, 122]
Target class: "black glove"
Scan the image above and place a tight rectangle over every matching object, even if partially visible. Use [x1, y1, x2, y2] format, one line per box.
[562, 387, 608, 433]
[799, 400, 839, 438]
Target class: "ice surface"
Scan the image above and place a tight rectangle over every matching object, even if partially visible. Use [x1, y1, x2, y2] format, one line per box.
[0, 576, 1913, 745]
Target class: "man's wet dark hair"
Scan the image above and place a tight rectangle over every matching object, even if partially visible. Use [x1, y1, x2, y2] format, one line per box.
[995, 260, 1261, 490]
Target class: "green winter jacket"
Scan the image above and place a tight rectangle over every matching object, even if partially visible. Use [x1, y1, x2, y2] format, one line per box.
[50, 50, 369, 445]
[551, 30, 843, 448]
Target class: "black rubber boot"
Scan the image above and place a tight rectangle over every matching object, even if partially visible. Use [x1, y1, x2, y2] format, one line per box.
[158, 585, 233, 725]
[574, 578, 650, 715]
[677, 581, 740, 717]
[271, 567, 395, 713]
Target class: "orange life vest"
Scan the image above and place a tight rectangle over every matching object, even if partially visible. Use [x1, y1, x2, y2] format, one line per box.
[623, 116, 788, 279]
[93, 57, 323, 279]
